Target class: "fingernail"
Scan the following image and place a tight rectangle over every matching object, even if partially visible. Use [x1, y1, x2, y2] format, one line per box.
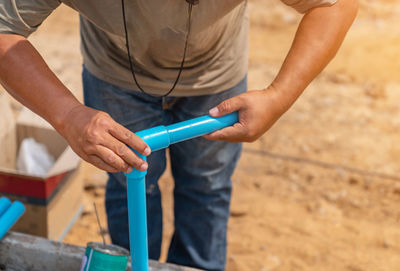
[143, 147, 151, 156]
[209, 107, 219, 116]
[140, 163, 148, 171]
[126, 167, 133, 173]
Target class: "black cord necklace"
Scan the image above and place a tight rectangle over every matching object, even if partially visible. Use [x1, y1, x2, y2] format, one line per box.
[121, 0, 197, 97]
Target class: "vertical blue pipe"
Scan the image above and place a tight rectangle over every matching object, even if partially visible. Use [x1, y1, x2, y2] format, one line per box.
[0, 197, 11, 217]
[0, 201, 25, 240]
[125, 155, 148, 271]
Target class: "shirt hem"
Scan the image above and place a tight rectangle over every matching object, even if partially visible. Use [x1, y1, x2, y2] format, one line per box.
[84, 61, 248, 97]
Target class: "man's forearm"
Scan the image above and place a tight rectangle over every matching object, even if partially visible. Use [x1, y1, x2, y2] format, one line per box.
[0, 34, 81, 131]
[0, 33, 150, 172]
[271, 0, 358, 110]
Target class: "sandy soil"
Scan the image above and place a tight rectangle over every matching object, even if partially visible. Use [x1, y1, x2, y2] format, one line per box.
[4, 1, 400, 270]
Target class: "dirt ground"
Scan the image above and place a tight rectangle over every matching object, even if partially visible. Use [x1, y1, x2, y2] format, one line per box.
[4, 1, 400, 270]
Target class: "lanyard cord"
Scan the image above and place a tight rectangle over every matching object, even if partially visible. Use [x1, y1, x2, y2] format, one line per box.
[121, 1, 195, 97]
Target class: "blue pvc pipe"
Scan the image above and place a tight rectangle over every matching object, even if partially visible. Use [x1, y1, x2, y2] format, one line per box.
[125, 112, 238, 271]
[0, 200, 25, 240]
[0, 197, 11, 218]
[167, 113, 238, 145]
[125, 155, 148, 271]
[136, 112, 239, 152]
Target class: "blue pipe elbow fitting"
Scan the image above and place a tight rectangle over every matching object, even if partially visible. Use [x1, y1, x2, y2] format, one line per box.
[136, 126, 170, 152]
[125, 112, 238, 271]
[0, 199, 25, 240]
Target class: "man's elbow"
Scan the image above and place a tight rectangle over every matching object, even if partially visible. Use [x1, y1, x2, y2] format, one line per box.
[0, 33, 26, 53]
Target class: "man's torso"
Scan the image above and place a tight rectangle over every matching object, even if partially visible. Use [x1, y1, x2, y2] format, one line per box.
[67, 0, 249, 96]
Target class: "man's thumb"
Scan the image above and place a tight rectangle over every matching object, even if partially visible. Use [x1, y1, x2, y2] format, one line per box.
[209, 97, 241, 117]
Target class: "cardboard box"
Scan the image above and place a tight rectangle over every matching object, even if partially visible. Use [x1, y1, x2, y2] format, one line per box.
[0, 92, 82, 240]
[3, 167, 84, 240]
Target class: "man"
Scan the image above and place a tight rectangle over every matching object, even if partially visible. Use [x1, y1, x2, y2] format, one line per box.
[0, 0, 357, 270]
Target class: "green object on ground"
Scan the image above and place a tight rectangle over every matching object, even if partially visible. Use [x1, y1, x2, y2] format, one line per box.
[81, 242, 129, 271]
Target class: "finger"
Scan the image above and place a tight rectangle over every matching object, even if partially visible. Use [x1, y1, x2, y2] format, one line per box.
[203, 123, 247, 142]
[89, 145, 134, 173]
[101, 133, 148, 170]
[87, 155, 120, 173]
[73, 148, 121, 173]
[209, 96, 243, 118]
[109, 122, 151, 156]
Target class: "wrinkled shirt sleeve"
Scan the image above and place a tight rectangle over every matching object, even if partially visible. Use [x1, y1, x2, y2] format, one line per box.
[0, 0, 61, 37]
[280, 0, 338, 13]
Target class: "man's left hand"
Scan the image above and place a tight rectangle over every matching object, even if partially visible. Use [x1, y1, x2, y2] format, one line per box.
[204, 86, 288, 143]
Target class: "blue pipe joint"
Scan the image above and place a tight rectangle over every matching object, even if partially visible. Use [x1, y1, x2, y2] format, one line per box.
[0, 200, 25, 240]
[0, 197, 11, 217]
[125, 154, 147, 179]
[136, 126, 170, 152]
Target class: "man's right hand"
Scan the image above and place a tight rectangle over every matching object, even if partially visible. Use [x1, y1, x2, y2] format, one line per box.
[58, 104, 150, 173]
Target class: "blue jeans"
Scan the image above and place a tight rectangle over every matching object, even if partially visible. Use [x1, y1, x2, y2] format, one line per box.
[82, 67, 246, 271]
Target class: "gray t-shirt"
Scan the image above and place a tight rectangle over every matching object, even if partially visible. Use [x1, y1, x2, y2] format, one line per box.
[0, 0, 336, 96]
